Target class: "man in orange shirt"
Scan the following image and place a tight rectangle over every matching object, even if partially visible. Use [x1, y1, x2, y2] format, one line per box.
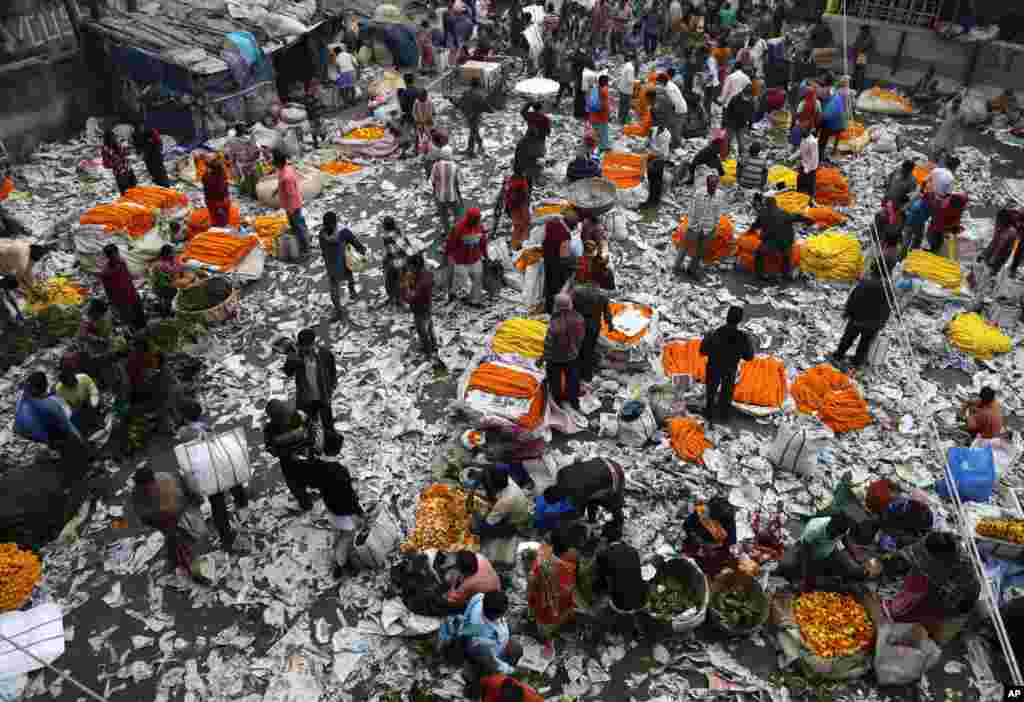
[590, 75, 612, 152]
[479, 675, 544, 702]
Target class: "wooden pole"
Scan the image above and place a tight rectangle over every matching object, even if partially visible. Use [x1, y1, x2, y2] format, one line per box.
[63, 0, 83, 43]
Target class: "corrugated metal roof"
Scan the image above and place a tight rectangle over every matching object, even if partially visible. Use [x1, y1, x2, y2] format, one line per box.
[83, 2, 353, 76]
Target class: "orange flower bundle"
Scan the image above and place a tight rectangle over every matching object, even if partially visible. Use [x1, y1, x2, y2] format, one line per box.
[662, 339, 708, 382]
[790, 364, 853, 414]
[0, 543, 42, 612]
[602, 152, 647, 189]
[181, 231, 259, 271]
[187, 203, 241, 238]
[319, 160, 364, 176]
[733, 356, 787, 408]
[80, 202, 156, 238]
[818, 387, 872, 433]
[814, 168, 851, 206]
[913, 164, 934, 187]
[467, 363, 540, 399]
[252, 213, 290, 253]
[514, 247, 545, 272]
[344, 126, 386, 141]
[119, 186, 188, 211]
[601, 303, 653, 345]
[804, 207, 847, 229]
[401, 484, 488, 552]
[667, 417, 712, 463]
[736, 231, 802, 275]
[793, 592, 875, 658]
[671, 215, 736, 261]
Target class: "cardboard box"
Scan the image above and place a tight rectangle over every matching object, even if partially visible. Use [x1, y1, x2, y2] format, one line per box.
[461, 61, 502, 89]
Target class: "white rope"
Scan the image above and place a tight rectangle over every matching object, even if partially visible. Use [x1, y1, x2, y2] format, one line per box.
[0, 630, 111, 702]
[865, 216, 1023, 685]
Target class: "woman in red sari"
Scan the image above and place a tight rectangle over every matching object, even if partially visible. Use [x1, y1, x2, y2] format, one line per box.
[504, 171, 531, 250]
[527, 523, 583, 658]
[202, 157, 232, 228]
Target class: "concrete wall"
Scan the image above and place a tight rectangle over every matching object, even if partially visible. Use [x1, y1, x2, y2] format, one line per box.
[0, 54, 104, 161]
[822, 14, 1024, 94]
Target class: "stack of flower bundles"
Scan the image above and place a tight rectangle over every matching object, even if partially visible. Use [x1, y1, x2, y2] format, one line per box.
[181, 231, 260, 272]
[799, 232, 864, 282]
[791, 364, 871, 433]
[463, 362, 546, 430]
[491, 318, 547, 359]
[733, 356, 787, 409]
[671, 215, 735, 262]
[80, 202, 155, 238]
[661, 338, 708, 382]
[815, 168, 851, 206]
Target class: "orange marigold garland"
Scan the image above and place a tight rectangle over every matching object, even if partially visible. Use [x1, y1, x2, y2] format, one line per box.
[0, 543, 42, 612]
[666, 417, 712, 463]
[793, 592, 875, 658]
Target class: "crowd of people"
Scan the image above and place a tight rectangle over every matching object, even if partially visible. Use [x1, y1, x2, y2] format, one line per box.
[3, 0, 1023, 698]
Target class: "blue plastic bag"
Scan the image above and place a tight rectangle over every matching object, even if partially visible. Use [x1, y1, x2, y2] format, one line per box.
[935, 446, 996, 503]
[533, 494, 575, 530]
[587, 86, 602, 114]
[789, 124, 803, 147]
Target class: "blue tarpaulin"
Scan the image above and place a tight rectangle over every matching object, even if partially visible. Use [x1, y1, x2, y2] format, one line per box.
[109, 45, 195, 94]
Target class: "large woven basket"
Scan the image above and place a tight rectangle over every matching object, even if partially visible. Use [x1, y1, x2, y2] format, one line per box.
[176, 288, 240, 324]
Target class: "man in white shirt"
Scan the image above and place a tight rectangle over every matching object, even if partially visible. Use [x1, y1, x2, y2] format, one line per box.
[617, 55, 636, 125]
[797, 130, 819, 201]
[718, 63, 750, 111]
[663, 69, 688, 149]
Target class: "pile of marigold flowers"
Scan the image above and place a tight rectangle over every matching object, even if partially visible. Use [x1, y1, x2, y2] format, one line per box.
[344, 126, 385, 141]
[0, 543, 42, 612]
[401, 484, 489, 553]
[793, 591, 875, 658]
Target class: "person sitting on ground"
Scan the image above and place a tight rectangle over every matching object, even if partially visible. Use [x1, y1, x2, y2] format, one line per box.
[541, 457, 626, 540]
[15, 372, 89, 472]
[963, 386, 1004, 439]
[681, 496, 738, 577]
[527, 522, 585, 658]
[151, 244, 184, 317]
[470, 466, 532, 572]
[777, 513, 879, 591]
[440, 591, 522, 697]
[882, 531, 980, 630]
[55, 362, 100, 436]
[443, 549, 501, 608]
[592, 541, 648, 624]
[479, 675, 544, 702]
[565, 138, 602, 183]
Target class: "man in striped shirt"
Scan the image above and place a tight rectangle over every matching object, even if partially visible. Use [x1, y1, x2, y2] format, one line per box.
[431, 146, 461, 240]
[736, 141, 768, 192]
[674, 172, 723, 279]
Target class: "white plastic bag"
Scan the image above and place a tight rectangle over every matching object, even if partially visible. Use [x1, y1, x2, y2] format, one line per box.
[865, 333, 889, 368]
[174, 427, 252, 497]
[350, 504, 402, 570]
[520, 257, 545, 307]
[874, 621, 941, 686]
[345, 246, 368, 273]
[766, 423, 828, 477]
[618, 403, 656, 447]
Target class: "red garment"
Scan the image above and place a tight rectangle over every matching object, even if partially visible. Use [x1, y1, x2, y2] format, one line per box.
[504, 176, 530, 210]
[446, 208, 488, 265]
[403, 270, 434, 312]
[928, 193, 967, 234]
[590, 86, 611, 124]
[527, 546, 577, 626]
[591, 0, 611, 34]
[543, 218, 571, 260]
[202, 169, 230, 208]
[797, 93, 820, 131]
[481, 675, 544, 702]
[100, 258, 139, 308]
